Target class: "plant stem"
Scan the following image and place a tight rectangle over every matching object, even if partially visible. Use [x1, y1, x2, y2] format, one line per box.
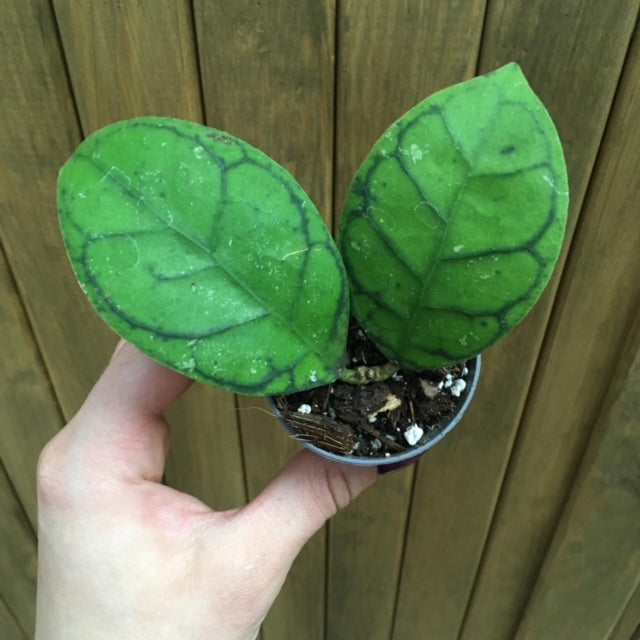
[338, 361, 399, 384]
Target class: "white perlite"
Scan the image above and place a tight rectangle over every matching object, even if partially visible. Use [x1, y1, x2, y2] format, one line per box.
[450, 379, 467, 397]
[404, 423, 424, 446]
[297, 404, 312, 414]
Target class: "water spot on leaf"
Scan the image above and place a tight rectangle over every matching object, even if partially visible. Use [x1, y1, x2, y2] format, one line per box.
[408, 144, 423, 163]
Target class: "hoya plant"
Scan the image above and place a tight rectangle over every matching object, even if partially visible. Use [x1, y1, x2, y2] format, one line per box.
[58, 63, 568, 397]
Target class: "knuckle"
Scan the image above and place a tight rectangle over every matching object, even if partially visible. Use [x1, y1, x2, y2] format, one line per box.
[36, 432, 72, 507]
[321, 463, 357, 516]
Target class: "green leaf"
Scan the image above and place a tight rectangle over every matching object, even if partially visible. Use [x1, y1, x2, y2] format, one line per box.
[339, 63, 569, 368]
[58, 117, 348, 395]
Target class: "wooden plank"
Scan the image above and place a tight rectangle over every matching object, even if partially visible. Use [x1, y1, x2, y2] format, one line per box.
[0, 597, 28, 640]
[0, 0, 113, 419]
[0, 243, 63, 528]
[164, 384, 246, 511]
[50, 1, 246, 508]
[333, 2, 487, 639]
[460, 7, 640, 638]
[0, 3, 79, 631]
[194, 0, 335, 224]
[395, 2, 639, 639]
[0, 464, 37, 638]
[52, 0, 202, 133]
[514, 341, 640, 639]
[237, 396, 325, 640]
[334, 0, 486, 222]
[608, 581, 640, 640]
[327, 470, 414, 640]
[193, 2, 336, 637]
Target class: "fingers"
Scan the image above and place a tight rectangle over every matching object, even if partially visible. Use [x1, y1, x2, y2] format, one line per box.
[63, 341, 193, 483]
[87, 340, 193, 420]
[237, 451, 376, 571]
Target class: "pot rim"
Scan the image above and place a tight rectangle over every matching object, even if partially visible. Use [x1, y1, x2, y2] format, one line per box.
[270, 354, 482, 468]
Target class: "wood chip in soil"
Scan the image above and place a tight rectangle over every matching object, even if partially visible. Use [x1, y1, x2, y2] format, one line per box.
[275, 320, 472, 458]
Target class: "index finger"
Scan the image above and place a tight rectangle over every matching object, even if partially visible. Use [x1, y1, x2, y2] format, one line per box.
[67, 341, 193, 482]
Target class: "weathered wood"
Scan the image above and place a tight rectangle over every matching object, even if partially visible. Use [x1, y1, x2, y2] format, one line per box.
[0, 0, 113, 419]
[0, 464, 37, 638]
[52, 0, 245, 508]
[194, 0, 336, 224]
[608, 581, 640, 640]
[332, 2, 488, 638]
[327, 470, 414, 640]
[0, 245, 63, 528]
[334, 0, 486, 224]
[193, 2, 336, 636]
[2, 0, 640, 637]
[165, 385, 246, 510]
[237, 396, 325, 640]
[461, 6, 640, 638]
[52, 0, 202, 133]
[395, 2, 639, 639]
[514, 340, 640, 638]
[0, 597, 28, 640]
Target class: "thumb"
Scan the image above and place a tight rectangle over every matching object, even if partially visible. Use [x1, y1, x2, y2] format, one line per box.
[238, 450, 376, 566]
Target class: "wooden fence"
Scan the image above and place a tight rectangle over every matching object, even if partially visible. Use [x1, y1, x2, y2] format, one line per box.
[1, 1, 639, 638]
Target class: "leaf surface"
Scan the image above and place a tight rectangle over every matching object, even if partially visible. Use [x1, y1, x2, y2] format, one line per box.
[59, 118, 348, 395]
[339, 63, 569, 368]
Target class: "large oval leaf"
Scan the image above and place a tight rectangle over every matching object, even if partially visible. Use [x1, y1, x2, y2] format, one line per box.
[59, 117, 348, 395]
[339, 63, 569, 368]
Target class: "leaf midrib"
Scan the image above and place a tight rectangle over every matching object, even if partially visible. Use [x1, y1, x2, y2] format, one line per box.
[395, 113, 483, 335]
[76, 152, 332, 363]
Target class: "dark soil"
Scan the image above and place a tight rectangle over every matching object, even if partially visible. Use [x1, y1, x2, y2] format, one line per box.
[274, 320, 471, 458]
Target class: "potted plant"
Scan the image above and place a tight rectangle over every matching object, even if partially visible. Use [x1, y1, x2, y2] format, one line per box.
[58, 62, 568, 470]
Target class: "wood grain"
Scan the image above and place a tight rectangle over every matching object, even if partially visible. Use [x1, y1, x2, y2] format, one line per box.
[461, 6, 640, 638]
[334, 0, 486, 226]
[237, 396, 325, 640]
[52, 0, 246, 508]
[0, 464, 37, 638]
[52, 0, 202, 133]
[2, 0, 640, 636]
[512, 32, 640, 635]
[395, 2, 639, 638]
[194, 0, 336, 224]
[0, 244, 63, 528]
[514, 341, 640, 638]
[193, 2, 336, 636]
[0, 597, 27, 640]
[165, 385, 246, 510]
[608, 582, 640, 640]
[332, 2, 487, 638]
[0, 0, 114, 419]
[327, 470, 413, 640]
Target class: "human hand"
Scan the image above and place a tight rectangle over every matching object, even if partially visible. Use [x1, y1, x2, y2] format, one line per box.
[36, 342, 376, 640]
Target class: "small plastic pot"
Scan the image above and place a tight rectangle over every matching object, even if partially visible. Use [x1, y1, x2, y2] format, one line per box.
[270, 354, 481, 473]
